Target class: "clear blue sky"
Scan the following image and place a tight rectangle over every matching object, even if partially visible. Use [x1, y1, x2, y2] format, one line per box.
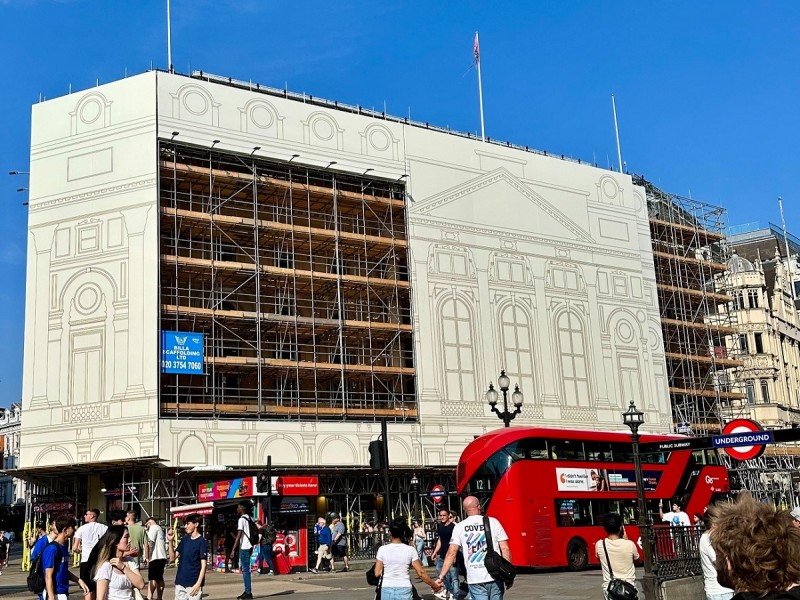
[1, 0, 798, 406]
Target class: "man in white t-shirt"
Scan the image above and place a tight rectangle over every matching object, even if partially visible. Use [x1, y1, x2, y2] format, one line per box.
[73, 508, 108, 598]
[436, 496, 511, 600]
[659, 501, 691, 527]
[144, 518, 168, 600]
[698, 515, 733, 600]
[231, 501, 255, 600]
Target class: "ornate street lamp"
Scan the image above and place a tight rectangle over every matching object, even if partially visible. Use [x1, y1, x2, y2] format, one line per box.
[410, 475, 420, 518]
[622, 400, 656, 600]
[486, 370, 524, 427]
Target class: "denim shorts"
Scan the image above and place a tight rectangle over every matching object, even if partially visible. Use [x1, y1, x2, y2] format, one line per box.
[380, 586, 414, 600]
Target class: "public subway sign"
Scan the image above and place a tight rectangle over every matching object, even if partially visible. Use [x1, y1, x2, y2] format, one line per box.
[161, 331, 204, 374]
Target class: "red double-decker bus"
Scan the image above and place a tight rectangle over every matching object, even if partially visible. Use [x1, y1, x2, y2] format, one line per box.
[456, 427, 729, 570]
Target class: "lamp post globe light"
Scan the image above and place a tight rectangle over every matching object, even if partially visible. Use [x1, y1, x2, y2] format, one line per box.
[622, 400, 657, 600]
[485, 370, 524, 427]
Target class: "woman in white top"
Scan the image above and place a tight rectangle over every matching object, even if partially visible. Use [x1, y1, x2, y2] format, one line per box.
[374, 517, 442, 600]
[595, 513, 639, 600]
[92, 526, 145, 600]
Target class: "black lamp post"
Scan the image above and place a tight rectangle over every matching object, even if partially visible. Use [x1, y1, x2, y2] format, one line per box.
[410, 475, 420, 518]
[485, 370, 524, 427]
[622, 400, 657, 600]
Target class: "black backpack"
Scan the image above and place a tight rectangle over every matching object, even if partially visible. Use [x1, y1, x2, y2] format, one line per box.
[27, 541, 62, 595]
[243, 516, 260, 546]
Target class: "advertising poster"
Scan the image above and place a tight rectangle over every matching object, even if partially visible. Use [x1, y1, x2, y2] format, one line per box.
[198, 476, 255, 502]
[556, 468, 661, 492]
[556, 468, 607, 491]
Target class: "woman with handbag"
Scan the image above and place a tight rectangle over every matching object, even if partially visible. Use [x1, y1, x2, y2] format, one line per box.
[595, 513, 639, 600]
[373, 517, 443, 600]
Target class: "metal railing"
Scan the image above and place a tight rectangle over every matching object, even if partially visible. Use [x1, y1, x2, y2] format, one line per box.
[648, 524, 704, 582]
[307, 530, 394, 565]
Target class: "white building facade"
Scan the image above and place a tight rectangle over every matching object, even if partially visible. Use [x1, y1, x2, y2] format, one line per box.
[0, 404, 25, 506]
[20, 71, 672, 474]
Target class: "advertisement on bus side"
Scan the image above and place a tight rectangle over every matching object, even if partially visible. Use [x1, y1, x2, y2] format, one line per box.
[556, 468, 661, 492]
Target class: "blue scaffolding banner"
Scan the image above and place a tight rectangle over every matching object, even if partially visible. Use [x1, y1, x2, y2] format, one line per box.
[161, 331, 204, 374]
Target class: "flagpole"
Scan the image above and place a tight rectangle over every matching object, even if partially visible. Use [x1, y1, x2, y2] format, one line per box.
[612, 94, 623, 173]
[167, 0, 173, 72]
[475, 31, 486, 142]
[779, 196, 796, 299]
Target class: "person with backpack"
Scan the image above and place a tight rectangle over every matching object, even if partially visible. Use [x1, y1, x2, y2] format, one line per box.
[256, 520, 276, 576]
[38, 515, 90, 600]
[31, 523, 56, 563]
[436, 497, 512, 600]
[231, 501, 257, 600]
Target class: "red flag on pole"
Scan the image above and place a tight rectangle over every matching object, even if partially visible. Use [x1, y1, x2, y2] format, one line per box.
[473, 32, 480, 63]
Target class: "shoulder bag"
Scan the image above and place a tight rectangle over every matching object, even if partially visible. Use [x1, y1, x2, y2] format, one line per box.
[601, 539, 639, 600]
[366, 563, 382, 600]
[482, 516, 516, 588]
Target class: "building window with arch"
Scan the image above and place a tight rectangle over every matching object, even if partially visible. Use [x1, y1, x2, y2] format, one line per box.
[557, 310, 590, 406]
[745, 379, 755, 404]
[440, 297, 476, 401]
[499, 303, 535, 399]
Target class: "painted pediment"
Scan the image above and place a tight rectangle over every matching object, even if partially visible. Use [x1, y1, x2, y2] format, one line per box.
[411, 168, 593, 243]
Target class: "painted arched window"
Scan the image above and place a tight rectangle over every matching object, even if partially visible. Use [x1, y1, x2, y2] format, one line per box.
[557, 311, 590, 406]
[499, 303, 535, 400]
[441, 297, 476, 401]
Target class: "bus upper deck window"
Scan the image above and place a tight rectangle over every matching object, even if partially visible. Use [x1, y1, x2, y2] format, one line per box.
[513, 438, 548, 459]
[584, 441, 613, 462]
[552, 439, 585, 461]
[643, 451, 667, 464]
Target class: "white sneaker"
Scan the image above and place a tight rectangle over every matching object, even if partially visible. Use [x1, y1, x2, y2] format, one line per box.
[434, 591, 449, 600]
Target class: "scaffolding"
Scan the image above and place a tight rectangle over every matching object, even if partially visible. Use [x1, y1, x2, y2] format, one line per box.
[635, 176, 745, 435]
[159, 142, 416, 421]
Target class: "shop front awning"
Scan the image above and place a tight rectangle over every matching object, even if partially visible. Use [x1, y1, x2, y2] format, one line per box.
[170, 502, 214, 517]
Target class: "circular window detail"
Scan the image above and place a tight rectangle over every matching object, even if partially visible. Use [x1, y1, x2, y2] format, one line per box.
[312, 118, 334, 141]
[80, 99, 102, 124]
[75, 284, 102, 315]
[183, 91, 209, 115]
[368, 127, 391, 151]
[250, 105, 274, 129]
[602, 178, 618, 199]
[615, 320, 635, 344]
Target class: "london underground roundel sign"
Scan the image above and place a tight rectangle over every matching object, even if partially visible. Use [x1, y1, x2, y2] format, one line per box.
[719, 419, 768, 461]
[431, 485, 445, 504]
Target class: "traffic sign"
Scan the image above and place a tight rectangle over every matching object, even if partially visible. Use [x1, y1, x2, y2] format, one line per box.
[714, 419, 769, 461]
[431, 484, 445, 504]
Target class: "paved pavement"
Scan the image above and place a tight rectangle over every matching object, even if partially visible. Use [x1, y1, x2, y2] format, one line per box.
[0, 560, 608, 600]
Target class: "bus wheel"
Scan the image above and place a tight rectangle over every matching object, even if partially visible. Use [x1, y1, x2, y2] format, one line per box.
[567, 538, 589, 571]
